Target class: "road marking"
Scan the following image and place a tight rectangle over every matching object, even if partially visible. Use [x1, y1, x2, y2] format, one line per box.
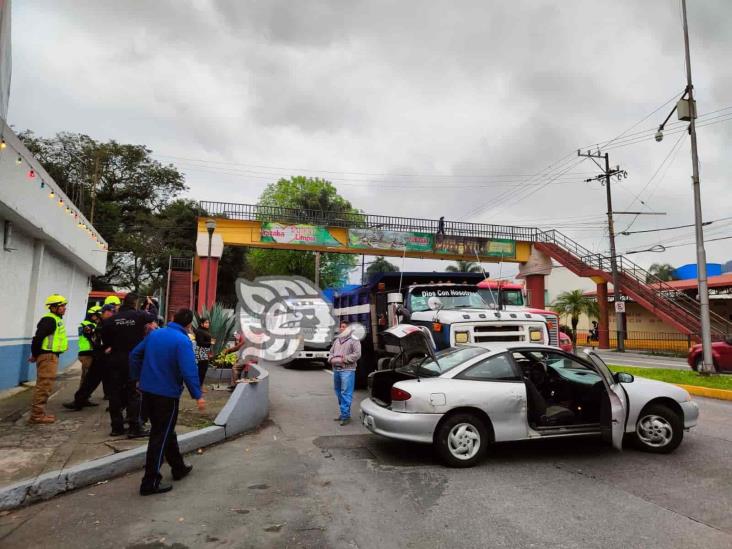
[322, 369, 333, 376]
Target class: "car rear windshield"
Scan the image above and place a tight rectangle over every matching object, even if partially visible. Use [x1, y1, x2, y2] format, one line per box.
[405, 346, 486, 377]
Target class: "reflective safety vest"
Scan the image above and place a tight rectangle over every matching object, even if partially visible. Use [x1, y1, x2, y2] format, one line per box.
[41, 313, 68, 354]
[78, 320, 95, 353]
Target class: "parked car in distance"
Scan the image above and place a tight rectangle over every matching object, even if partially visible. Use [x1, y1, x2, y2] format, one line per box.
[688, 336, 732, 372]
[361, 325, 699, 467]
[558, 331, 573, 353]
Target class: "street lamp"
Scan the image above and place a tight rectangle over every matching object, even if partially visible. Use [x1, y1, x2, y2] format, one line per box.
[204, 218, 216, 312]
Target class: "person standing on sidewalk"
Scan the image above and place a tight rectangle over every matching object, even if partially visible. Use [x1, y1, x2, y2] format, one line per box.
[76, 306, 101, 391]
[27, 295, 69, 424]
[129, 308, 205, 496]
[101, 293, 157, 438]
[63, 305, 110, 410]
[328, 321, 361, 426]
[194, 318, 213, 390]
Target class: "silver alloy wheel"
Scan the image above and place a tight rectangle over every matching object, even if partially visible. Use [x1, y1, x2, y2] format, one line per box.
[636, 414, 674, 448]
[447, 422, 481, 460]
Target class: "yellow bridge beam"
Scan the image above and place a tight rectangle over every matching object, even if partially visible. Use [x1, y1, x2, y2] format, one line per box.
[197, 218, 531, 263]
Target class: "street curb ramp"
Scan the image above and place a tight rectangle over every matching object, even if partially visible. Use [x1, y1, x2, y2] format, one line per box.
[0, 363, 270, 511]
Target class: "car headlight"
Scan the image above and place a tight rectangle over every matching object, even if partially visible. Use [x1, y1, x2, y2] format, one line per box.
[454, 331, 470, 344]
[529, 327, 543, 342]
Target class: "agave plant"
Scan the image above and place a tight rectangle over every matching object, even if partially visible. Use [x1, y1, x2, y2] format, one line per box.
[194, 302, 238, 358]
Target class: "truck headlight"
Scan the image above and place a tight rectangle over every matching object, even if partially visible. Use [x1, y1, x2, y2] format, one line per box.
[529, 327, 543, 342]
[454, 331, 470, 344]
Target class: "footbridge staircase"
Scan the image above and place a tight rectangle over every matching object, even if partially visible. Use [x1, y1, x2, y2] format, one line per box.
[534, 230, 732, 340]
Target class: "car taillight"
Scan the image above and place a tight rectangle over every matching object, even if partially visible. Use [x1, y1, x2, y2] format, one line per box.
[391, 387, 412, 401]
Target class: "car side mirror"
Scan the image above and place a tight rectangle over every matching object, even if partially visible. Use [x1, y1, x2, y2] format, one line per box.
[614, 372, 634, 384]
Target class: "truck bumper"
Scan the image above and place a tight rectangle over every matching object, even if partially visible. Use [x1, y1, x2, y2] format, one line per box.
[294, 350, 329, 360]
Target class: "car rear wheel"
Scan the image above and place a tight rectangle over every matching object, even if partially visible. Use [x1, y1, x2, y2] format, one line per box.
[633, 404, 683, 454]
[435, 413, 489, 468]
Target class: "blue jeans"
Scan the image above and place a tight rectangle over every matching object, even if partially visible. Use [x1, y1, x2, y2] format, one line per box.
[333, 369, 356, 420]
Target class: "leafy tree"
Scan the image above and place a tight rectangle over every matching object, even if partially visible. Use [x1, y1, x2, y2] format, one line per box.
[248, 176, 359, 288]
[646, 263, 676, 283]
[366, 257, 400, 276]
[552, 290, 599, 345]
[445, 260, 482, 273]
[18, 131, 191, 293]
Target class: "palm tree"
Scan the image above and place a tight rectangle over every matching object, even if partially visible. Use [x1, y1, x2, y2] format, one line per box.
[646, 263, 676, 283]
[445, 260, 482, 273]
[551, 290, 599, 345]
[366, 257, 399, 275]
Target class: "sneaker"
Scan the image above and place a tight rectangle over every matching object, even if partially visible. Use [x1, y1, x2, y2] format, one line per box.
[333, 417, 343, 421]
[172, 464, 193, 481]
[340, 418, 351, 426]
[62, 401, 83, 411]
[110, 428, 126, 437]
[140, 482, 173, 496]
[28, 415, 55, 425]
[127, 428, 150, 439]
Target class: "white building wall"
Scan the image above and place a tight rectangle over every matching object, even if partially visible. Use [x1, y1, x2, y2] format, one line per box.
[0, 123, 107, 389]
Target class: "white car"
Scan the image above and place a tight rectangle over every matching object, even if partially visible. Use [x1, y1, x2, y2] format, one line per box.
[361, 325, 699, 467]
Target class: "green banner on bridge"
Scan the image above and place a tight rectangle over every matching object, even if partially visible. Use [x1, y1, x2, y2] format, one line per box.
[348, 228, 433, 252]
[260, 223, 342, 247]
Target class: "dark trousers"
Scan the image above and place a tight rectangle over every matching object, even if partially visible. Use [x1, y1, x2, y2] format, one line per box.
[107, 354, 141, 432]
[73, 353, 108, 405]
[197, 361, 209, 386]
[140, 392, 185, 490]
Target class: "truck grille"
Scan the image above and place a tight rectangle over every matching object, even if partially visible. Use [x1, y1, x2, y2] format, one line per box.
[539, 313, 559, 346]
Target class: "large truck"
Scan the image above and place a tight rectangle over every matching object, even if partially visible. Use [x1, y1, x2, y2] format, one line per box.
[332, 272, 549, 387]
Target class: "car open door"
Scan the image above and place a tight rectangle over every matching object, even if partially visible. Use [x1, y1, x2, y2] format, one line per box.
[581, 349, 627, 450]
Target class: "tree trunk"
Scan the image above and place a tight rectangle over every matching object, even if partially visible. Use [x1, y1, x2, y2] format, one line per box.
[571, 315, 579, 346]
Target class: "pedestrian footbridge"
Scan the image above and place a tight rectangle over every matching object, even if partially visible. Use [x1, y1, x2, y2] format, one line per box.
[180, 201, 731, 343]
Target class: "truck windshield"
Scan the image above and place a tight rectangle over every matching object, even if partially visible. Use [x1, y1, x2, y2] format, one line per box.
[477, 288, 524, 308]
[405, 346, 487, 377]
[408, 287, 486, 312]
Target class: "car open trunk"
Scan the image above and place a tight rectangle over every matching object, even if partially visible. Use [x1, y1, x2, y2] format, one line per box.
[368, 324, 436, 406]
[369, 369, 419, 405]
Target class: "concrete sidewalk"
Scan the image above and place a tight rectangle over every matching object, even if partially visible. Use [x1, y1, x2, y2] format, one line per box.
[0, 360, 231, 489]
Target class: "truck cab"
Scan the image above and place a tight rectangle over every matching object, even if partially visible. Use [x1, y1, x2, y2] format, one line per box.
[332, 272, 550, 387]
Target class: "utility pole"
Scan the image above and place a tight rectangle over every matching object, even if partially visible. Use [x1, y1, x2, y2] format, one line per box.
[682, 0, 714, 374]
[314, 251, 321, 288]
[579, 150, 627, 352]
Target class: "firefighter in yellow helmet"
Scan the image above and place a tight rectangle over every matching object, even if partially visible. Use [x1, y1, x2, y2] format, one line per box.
[28, 294, 69, 424]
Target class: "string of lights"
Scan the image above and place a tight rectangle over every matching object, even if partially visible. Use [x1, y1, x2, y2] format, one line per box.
[0, 132, 107, 251]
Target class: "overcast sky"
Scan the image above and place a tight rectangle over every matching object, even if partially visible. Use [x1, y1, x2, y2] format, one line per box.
[8, 0, 732, 280]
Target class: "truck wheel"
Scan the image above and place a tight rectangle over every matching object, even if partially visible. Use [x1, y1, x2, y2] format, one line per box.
[434, 413, 489, 468]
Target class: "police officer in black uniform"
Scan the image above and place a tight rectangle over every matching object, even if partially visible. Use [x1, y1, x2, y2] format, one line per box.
[101, 293, 158, 437]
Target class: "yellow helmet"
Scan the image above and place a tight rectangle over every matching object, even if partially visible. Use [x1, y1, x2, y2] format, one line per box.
[45, 294, 68, 307]
[104, 295, 121, 306]
[87, 305, 102, 315]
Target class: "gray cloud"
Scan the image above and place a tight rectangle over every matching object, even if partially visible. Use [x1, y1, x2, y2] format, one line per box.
[7, 0, 732, 270]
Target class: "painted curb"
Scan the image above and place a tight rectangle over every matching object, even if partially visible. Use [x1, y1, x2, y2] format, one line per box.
[0, 363, 271, 511]
[676, 383, 732, 401]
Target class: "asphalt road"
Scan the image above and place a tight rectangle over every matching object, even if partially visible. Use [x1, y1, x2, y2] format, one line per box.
[593, 350, 691, 370]
[1, 361, 730, 549]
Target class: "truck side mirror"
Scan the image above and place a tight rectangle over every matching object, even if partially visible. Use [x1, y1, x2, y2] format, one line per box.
[397, 306, 411, 320]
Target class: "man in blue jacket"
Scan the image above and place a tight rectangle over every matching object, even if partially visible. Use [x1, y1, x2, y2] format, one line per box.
[130, 308, 206, 496]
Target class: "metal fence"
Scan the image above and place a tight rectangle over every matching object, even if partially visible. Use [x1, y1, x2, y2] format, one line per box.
[575, 330, 693, 355]
[198, 201, 538, 241]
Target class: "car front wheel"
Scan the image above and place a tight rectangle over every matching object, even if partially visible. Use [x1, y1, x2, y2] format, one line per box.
[633, 404, 683, 454]
[435, 413, 489, 468]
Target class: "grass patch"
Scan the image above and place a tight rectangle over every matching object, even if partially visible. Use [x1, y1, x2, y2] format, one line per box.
[609, 365, 732, 391]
